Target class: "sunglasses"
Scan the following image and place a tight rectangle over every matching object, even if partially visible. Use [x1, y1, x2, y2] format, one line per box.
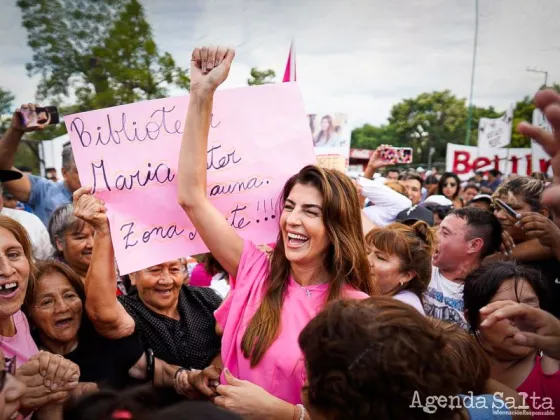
[443, 182, 457, 188]
[0, 357, 16, 392]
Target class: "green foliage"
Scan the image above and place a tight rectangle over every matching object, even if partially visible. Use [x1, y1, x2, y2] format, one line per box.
[350, 87, 560, 163]
[248, 68, 276, 86]
[0, 87, 15, 134]
[17, 0, 189, 110]
[387, 90, 468, 163]
[350, 124, 396, 149]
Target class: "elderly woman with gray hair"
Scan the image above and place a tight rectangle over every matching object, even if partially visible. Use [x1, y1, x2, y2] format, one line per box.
[48, 203, 127, 295]
[47, 203, 94, 281]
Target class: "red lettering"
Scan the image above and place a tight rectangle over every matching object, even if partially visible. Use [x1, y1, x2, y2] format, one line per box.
[539, 158, 551, 173]
[493, 155, 500, 171]
[510, 155, 519, 174]
[525, 154, 532, 175]
[473, 157, 491, 172]
[453, 151, 472, 174]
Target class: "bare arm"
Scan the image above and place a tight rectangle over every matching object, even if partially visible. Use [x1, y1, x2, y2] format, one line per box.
[73, 187, 135, 339]
[128, 354, 181, 388]
[177, 47, 243, 278]
[0, 128, 32, 202]
[84, 229, 135, 339]
[0, 105, 48, 202]
[512, 238, 553, 262]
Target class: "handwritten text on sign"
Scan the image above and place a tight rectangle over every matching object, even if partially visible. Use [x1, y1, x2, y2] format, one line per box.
[64, 83, 315, 274]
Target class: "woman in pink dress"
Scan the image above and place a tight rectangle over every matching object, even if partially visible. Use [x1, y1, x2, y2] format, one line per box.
[175, 46, 374, 419]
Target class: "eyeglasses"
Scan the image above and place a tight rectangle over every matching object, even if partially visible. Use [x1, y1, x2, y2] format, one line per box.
[0, 357, 16, 392]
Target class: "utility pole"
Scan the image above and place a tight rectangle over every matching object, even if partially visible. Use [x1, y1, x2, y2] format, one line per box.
[526, 68, 548, 87]
[465, 0, 479, 146]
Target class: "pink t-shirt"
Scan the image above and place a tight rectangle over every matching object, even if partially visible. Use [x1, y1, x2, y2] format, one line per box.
[215, 241, 369, 404]
[190, 264, 213, 287]
[517, 355, 560, 414]
[1, 311, 39, 366]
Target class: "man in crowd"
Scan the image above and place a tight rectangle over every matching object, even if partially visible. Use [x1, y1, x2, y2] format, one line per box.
[0, 169, 54, 259]
[400, 171, 423, 206]
[0, 105, 80, 225]
[423, 207, 502, 328]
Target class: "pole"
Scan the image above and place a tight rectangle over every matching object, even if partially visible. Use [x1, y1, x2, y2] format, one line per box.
[465, 0, 479, 146]
[544, 71, 548, 87]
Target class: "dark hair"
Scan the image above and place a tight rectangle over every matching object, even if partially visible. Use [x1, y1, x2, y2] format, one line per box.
[423, 202, 452, 220]
[429, 319, 490, 395]
[437, 172, 461, 200]
[424, 175, 439, 185]
[299, 298, 462, 420]
[449, 207, 502, 258]
[241, 165, 375, 366]
[25, 260, 86, 309]
[65, 386, 241, 420]
[488, 169, 501, 178]
[202, 253, 225, 277]
[494, 176, 545, 212]
[463, 261, 548, 333]
[365, 221, 434, 300]
[463, 183, 480, 193]
[64, 385, 161, 420]
[400, 171, 424, 187]
[386, 168, 400, 175]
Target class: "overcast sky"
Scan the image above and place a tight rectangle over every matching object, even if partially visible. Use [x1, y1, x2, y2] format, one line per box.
[1, 0, 559, 128]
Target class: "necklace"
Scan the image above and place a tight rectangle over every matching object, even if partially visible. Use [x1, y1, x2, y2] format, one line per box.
[297, 281, 328, 298]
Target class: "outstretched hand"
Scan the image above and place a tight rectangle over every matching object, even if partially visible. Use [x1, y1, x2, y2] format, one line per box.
[517, 89, 560, 213]
[190, 46, 235, 95]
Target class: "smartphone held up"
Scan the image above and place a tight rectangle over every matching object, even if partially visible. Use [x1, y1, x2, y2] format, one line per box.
[378, 145, 413, 165]
[18, 105, 60, 129]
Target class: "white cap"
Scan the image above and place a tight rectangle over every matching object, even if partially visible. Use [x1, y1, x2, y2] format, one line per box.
[416, 166, 425, 173]
[424, 195, 453, 207]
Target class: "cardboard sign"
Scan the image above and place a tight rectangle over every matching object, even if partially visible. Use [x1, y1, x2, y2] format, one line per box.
[64, 83, 315, 274]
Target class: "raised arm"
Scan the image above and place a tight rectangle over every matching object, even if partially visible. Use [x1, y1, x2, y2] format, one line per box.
[0, 105, 48, 202]
[177, 46, 244, 278]
[73, 187, 135, 339]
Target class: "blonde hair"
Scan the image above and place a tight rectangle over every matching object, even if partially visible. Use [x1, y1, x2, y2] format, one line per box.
[384, 180, 407, 197]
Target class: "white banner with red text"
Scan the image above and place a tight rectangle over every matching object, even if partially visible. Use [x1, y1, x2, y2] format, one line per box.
[446, 143, 551, 180]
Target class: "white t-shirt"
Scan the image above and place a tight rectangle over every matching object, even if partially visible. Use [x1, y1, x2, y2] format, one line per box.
[359, 177, 412, 227]
[2, 207, 54, 260]
[423, 267, 468, 329]
[394, 290, 425, 315]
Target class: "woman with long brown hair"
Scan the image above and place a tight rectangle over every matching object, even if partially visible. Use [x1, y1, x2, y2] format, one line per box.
[176, 46, 373, 419]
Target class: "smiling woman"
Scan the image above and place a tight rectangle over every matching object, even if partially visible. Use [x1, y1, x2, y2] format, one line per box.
[174, 45, 374, 419]
[47, 204, 94, 280]
[23, 260, 150, 389]
[0, 215, 39, 367]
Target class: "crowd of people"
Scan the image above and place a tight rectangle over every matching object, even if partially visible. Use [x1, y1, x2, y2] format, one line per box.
[0, 45, 557, 419]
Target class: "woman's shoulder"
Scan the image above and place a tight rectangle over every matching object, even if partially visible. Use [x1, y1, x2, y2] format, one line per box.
[182, 284, 223, 309]
[341, 285, 369, 300]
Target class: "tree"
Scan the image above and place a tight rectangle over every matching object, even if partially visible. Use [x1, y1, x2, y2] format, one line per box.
[0, 87, 15, 134]
[17, 0, 189, 110]
[387, 90, 468, 163]
[248, 68, 276, 86]
[350, 124, 396, 150]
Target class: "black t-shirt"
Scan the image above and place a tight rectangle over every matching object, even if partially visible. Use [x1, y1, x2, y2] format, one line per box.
[119, 285, 222, 368]
[47, 318, 144, 389]
[523, 258, 560, 319]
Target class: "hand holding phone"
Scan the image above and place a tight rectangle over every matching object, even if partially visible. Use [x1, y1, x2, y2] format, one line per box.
[494, 198, 521, 219]
[17, 104, 59, 130]
[377, 145, 413, 164]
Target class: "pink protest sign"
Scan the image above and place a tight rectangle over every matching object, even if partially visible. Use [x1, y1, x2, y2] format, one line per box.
[64, 83, 315, 274]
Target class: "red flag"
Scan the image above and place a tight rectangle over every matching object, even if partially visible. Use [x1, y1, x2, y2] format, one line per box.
[282, 41, 296, 82]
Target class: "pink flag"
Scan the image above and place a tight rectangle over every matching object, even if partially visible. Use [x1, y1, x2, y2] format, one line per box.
[282, 41, 296, 82]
